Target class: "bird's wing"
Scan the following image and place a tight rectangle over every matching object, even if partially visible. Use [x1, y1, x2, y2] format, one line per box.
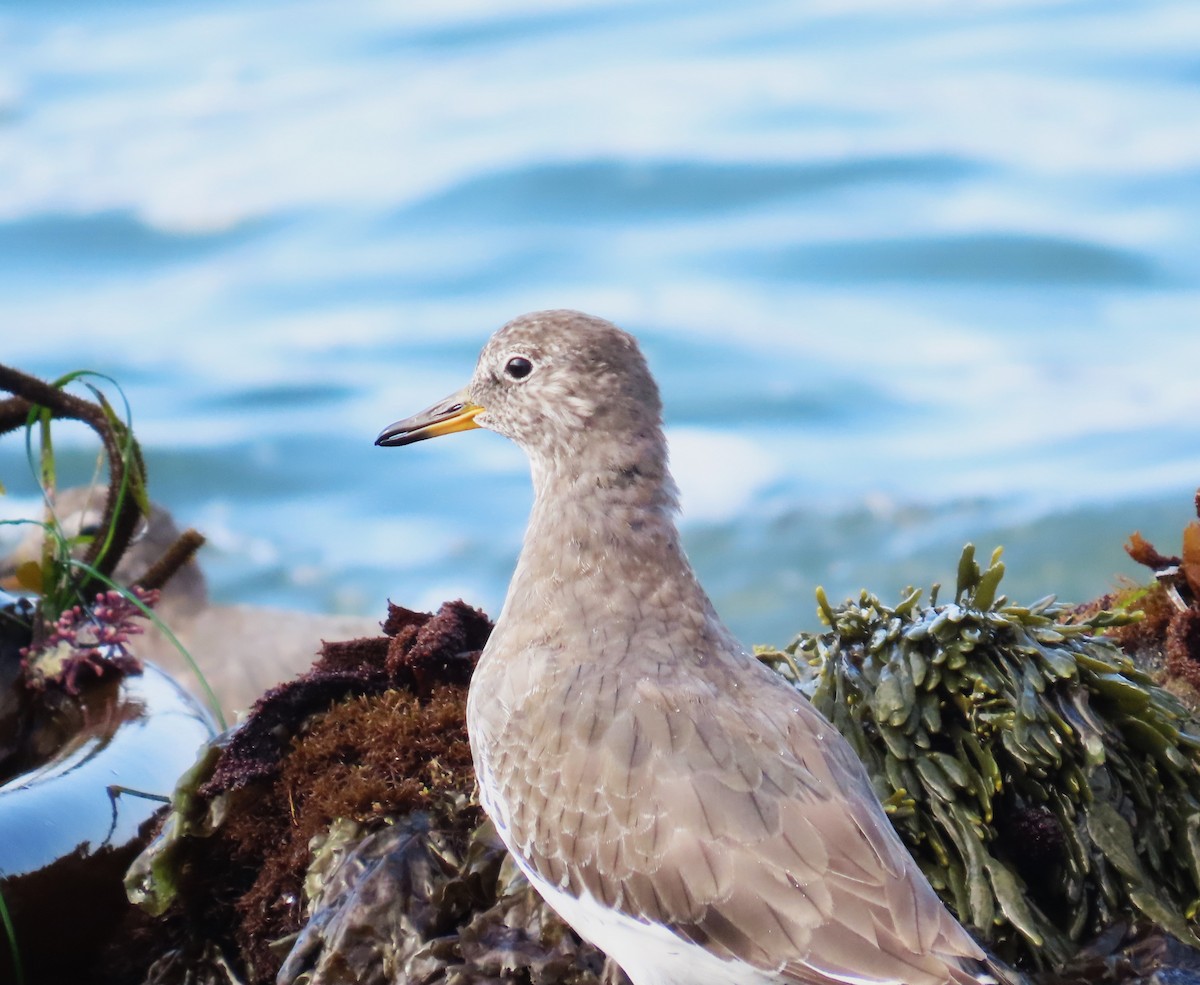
[492, 661, 986, 985]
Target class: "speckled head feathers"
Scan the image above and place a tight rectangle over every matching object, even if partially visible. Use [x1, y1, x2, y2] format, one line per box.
[467, 309, 663, 458]
[375, 308, 673, 496]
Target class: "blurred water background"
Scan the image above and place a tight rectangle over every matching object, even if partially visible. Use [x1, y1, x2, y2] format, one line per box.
[1, 0, 1198, 648]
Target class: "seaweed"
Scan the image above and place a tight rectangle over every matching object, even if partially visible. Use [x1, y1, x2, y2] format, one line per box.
[127, 600, 498, 985]
[759, 544, 1200, 969]
[276, 815, 610, 985]
[20, 586, 159, 693]
[1091, 493, 1200, 711]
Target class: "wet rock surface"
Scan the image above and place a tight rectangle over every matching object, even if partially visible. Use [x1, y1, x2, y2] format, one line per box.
[0, 591, 216, 983]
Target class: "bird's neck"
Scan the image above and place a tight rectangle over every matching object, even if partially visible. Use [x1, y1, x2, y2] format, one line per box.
[495, 438, 713, 643]
[529, 444, 682, 565]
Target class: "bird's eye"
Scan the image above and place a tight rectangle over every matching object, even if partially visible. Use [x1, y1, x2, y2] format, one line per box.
[79, 523, 102, 539]
[505, 356, 533, 380]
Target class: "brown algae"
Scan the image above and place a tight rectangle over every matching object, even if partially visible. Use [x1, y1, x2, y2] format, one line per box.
[759, 544, 1200, 969]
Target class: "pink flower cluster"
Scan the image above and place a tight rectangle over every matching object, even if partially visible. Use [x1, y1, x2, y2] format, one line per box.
[21, 586, 160, 694]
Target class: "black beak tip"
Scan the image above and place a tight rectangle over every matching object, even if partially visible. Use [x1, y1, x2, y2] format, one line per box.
[375, 425, 408, 447]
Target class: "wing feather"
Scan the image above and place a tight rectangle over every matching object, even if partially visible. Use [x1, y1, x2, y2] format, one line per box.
[480, 654, 986, 985]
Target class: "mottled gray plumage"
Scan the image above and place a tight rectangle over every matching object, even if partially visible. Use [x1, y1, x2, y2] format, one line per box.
[377, 310, 990, 985]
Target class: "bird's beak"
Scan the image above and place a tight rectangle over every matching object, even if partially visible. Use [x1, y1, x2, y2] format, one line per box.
[0, 563, 20, 591]
[375, 388, 484, 447]
[0, 539, 37, 591]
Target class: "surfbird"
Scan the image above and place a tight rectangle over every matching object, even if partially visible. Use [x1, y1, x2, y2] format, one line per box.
[376, 310, 992, 985]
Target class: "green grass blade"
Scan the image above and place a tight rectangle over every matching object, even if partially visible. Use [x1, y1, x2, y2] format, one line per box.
[0, 884, 24, 985]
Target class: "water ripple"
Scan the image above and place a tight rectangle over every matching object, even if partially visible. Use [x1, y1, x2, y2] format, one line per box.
[396, 155, 978, 226]
[730, 233, 1164, 287]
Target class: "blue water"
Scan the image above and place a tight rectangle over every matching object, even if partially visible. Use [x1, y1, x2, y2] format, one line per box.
[1, 0, 1199, 648]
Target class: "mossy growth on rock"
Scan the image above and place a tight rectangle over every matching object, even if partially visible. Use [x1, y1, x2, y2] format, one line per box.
[759, 545, 1200, 970]
[124, 600, 493, 984]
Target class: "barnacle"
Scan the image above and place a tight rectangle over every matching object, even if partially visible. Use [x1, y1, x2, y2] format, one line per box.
[761, 545, 1200, 969]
